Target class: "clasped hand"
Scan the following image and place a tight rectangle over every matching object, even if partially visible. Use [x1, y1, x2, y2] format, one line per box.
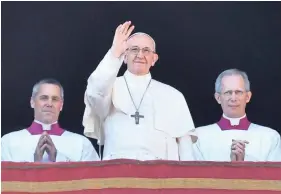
[34, 132, 57, 162]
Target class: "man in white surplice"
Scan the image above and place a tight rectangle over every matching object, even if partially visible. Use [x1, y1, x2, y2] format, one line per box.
[193, 69, 281, 162]
[2, 79, 100, 162]
[83, 21, 196, 161]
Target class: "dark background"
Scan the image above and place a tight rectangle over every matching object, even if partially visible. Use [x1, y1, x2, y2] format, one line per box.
[2, 2, 281, 151]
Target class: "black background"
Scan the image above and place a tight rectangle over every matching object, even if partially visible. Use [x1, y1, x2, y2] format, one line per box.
[2, 2, 281, 151]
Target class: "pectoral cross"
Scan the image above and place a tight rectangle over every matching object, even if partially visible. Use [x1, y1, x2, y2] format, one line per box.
[131, 111, 144, 124]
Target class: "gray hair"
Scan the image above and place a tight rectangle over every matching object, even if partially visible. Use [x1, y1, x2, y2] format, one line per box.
[127, 32, 156, 52]
[32, 78, 64, 100]
[215, 69, 250, 93]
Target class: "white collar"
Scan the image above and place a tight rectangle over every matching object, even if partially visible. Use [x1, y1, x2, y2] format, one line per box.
[124, 70, 152, 86]
[223, 114, 246, 126]
[34, 120, 57, 131]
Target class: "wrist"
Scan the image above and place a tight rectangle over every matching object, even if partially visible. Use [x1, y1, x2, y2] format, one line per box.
[34, 155, 41, 162]
[49, 152, 57, 162]
[230, 153, 236, 161]
[110, 46, 122, 58]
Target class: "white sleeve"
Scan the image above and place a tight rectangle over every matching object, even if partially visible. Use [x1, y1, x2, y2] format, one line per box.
[83, 49, 123, 144]
[1, 135, 13, 161]
[80, 137, 101, 161]
[85, 49, 123, 119]
[167, 91, 196, 161]
[176, 92, 197, 160]
[267, 131, 281, 161]
[178, 135, 196, 161]
[55, 152, 71, 162]
[192, 140, 205, 161]
[191, 130, 210, 161]
[177, 92, 196, 137]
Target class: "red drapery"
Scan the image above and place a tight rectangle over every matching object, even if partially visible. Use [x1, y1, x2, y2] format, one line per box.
[2, 160, 281, 194]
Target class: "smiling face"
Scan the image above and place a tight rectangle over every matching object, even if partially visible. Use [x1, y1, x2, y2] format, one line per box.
[30, 83, 63, 124]
[124, 33, 158, 75]
[215, 75, 252, 118]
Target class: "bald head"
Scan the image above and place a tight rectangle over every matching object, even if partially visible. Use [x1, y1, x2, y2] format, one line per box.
[127, 32, 156, 51]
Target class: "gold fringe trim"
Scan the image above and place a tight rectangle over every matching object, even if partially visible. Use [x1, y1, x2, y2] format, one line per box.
[2, 178, 281, 193]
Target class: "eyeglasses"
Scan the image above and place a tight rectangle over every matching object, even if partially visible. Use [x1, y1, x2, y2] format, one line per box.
[127, 46, 155, 56]
[221, 90, 246, 98]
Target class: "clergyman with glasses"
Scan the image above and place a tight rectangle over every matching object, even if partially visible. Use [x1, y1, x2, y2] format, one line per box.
[82, 21, 196, 161]
[193, 69, 281, 161]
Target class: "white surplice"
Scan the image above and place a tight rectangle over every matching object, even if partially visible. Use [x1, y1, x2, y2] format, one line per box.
[193, 115, 281, 161]
[1, 121, 100, 162]
[83, 49, 196, 161]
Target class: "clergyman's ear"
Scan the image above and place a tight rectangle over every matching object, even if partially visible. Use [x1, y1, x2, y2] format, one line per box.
[246, 91, 252, 103]
[30, 97, 35, 108]
[214, 93, 221, 104]
[60, 101, 64, 111]
[124, 53, 128, 64]
[151, 53, 159, 66]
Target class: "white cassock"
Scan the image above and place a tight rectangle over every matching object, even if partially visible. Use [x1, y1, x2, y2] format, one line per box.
[1, 121, 100, 162]
[83, 49, 196, 161]
[193, 114, 281, 161]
